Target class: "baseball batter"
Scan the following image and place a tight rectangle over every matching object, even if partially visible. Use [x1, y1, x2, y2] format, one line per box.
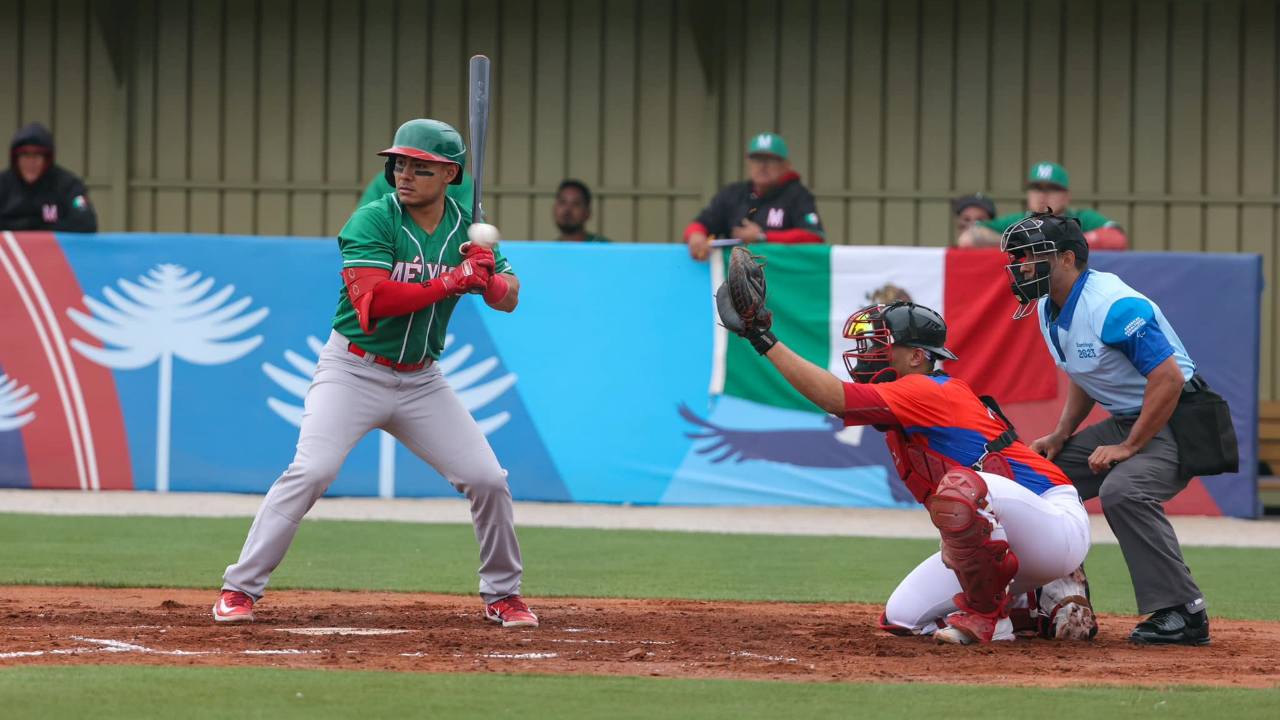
[717, 248, 1094, 644]
[213, 118, 538, 628]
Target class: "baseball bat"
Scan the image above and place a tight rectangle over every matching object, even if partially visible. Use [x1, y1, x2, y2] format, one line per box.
[468, 54, 491, 226]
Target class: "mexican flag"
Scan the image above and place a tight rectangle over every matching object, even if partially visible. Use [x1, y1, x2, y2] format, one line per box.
[711, 245, 1057, 412]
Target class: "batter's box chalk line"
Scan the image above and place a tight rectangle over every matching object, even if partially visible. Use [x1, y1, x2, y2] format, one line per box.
[71, 636, 214, 656]
[2, 636, 339, 659]
[731, 651, 798, 663]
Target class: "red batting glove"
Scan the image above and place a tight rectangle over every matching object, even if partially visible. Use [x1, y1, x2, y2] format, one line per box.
[483, 273, 510, 304]
[463, 246, 496, 274]
[437, 256, 492, 296]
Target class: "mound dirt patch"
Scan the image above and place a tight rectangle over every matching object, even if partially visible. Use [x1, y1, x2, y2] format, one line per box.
[2, 587, 1277, 688]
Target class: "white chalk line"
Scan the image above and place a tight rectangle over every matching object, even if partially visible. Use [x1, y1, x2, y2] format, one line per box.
[731, 650, 798, 663]
[1, 636, 327, 659]
[72, 636, 214, 656]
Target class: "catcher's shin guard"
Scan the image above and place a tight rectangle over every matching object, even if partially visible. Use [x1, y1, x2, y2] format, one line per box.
[927, 468, 1019, 639]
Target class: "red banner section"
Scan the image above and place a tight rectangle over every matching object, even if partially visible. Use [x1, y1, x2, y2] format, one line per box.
[0, 232, 132, 490]
[943, 248, 1058, 404]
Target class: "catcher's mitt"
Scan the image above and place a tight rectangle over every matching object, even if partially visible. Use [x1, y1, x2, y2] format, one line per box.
[715, 246, 777, 355]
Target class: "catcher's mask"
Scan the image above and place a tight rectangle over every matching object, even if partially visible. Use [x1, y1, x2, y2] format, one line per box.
[842, 302, 958, 384]
[1000, 211, 1087, 319]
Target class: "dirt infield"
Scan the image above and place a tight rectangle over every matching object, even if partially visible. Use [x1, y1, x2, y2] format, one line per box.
[2, 587, 1277, 688]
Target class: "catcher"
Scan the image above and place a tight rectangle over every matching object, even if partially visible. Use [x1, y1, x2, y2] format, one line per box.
[716, 247, 1095, 644]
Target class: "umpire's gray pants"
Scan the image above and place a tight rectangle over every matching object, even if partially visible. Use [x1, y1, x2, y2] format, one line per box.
[223, 330, 523, 603]
[1055, 416, 1204, 615]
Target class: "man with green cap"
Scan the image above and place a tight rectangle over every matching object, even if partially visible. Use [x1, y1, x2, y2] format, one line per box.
[685, 131, 825, 261]
[957, 162, 1127, 250]
[214, 118, 538, 630]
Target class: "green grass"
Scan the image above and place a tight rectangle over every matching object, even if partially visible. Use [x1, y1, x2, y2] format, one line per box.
[2, 666, 1276, 720]
[1, 513, 1277, 619]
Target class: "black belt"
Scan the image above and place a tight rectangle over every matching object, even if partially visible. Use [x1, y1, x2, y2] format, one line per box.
[1182, 374, 1208, 394]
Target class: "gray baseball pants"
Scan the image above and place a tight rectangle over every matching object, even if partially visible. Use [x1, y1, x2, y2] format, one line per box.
[1054, 416, 1204, 615]
[223, 330, 523, 603]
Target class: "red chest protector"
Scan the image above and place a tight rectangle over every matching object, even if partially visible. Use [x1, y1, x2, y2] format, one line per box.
[884, 425, 1016, 505]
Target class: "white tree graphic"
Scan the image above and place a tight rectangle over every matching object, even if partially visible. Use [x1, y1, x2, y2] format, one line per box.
[67, 264, 269, 492]
[262, 333, 516, 498]
[0, 372, 38, 432]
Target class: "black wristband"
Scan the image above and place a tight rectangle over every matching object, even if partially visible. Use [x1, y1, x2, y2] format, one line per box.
[748, 329, 777, 356]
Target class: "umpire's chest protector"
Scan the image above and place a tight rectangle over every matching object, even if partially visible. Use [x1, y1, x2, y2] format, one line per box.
[1035, 270, 1196, 417]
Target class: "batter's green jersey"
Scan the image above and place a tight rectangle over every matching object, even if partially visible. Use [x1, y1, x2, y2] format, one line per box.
[981, 207, 1118, 234]
[331, 193, 513, 364]
[357, 171, 474, 211]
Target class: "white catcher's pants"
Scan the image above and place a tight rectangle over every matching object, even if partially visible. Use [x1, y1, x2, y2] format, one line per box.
[883, 475, 1090, 634]
[223, 330, 523, 603]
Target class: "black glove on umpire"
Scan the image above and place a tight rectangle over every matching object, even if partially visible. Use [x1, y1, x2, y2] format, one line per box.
[715, 247, 777, 356]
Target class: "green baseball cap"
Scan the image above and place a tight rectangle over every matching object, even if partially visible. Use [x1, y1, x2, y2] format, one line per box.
[747, 132, 789, 160]
[1027, 161, 1069, 189]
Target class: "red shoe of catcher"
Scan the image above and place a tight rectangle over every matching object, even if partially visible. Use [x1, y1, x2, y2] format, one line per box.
[484, 595, 539, 628]
[212, 590, 255, 623]
[935, 609, 1014, 645]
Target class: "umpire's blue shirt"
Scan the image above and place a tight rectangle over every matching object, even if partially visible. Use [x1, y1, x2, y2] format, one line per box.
[1036, 269, 1195, 416]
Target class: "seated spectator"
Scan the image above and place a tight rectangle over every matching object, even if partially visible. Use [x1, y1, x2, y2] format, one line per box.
[957, 162, 1127, 249]
[358, 167, 474, 211]
[0, 122, 98, 232]
[553, 179, 610, 242]
[685, 132, 824, 261]
[951, 192, 996, 245]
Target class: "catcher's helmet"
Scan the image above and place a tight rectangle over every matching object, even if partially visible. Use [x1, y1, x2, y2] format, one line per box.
[842, 301, 958, 384]
[1000, 211, 1087, 319]
[379, 119, 467, 186]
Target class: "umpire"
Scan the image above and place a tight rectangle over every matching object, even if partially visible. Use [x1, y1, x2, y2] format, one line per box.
[999, 212, 1237, 646]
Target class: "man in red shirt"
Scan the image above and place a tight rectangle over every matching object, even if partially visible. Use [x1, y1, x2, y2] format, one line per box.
[717, 268, 1095, 644]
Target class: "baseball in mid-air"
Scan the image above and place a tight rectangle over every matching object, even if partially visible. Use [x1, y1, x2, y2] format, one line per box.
[467, 222, 501, 249]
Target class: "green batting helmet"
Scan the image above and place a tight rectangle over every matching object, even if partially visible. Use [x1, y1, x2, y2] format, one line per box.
[379, 119, 467, 186]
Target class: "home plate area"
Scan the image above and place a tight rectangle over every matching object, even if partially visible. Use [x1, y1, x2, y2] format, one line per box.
[2, 587, 1277, 688]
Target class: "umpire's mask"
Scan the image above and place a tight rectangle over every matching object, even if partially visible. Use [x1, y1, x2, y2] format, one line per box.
[1000, 212, 1085, 320]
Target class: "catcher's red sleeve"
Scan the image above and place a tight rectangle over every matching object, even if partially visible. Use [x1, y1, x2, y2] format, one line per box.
[842, 382, 897, 426]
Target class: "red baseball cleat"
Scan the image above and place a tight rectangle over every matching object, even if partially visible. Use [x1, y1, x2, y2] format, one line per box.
[484, 595, 539, 628]
[935, 610, 1014, 645]
[212, 590, 255, 623]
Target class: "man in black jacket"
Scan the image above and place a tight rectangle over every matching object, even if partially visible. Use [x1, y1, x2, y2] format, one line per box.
[0, 122, 98, 233]
[685, 132, 824, 261]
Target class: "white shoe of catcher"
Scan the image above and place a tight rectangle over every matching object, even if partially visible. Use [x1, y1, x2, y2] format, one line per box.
[935, 616, 1015, 645]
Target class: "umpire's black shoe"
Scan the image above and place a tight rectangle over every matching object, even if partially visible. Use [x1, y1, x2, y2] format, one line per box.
[1129, 606, 1210, 646]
